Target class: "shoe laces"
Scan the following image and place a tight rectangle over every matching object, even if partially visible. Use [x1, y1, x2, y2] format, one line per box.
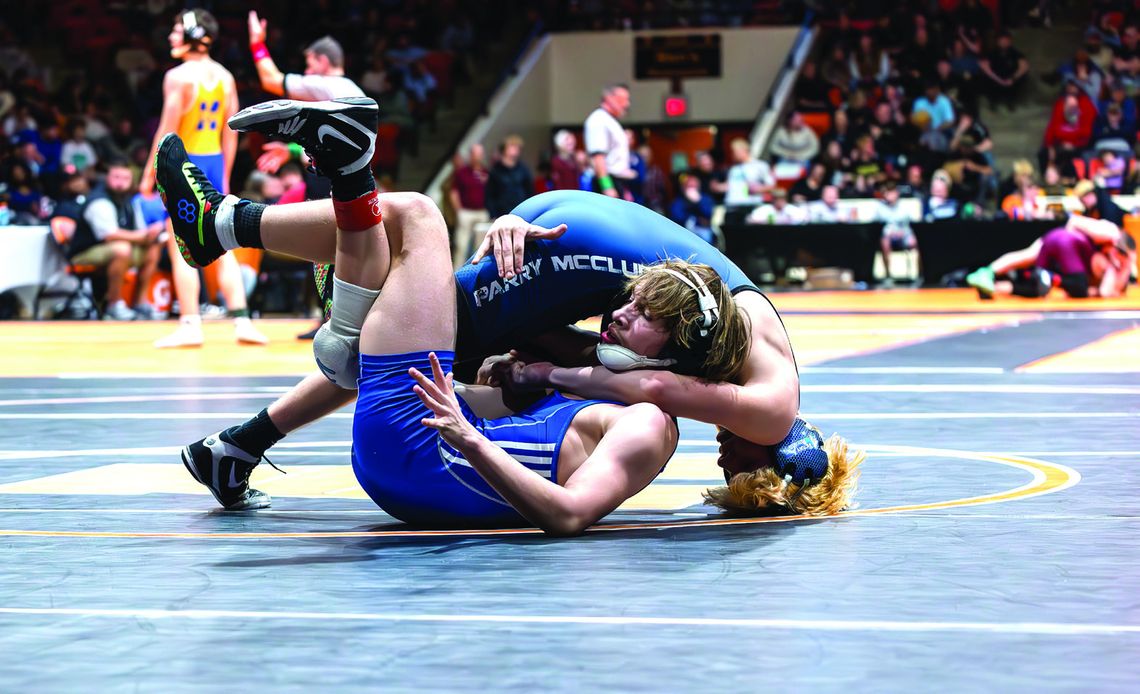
[186, 163, 223, 205]
[262, 454, 285, 476]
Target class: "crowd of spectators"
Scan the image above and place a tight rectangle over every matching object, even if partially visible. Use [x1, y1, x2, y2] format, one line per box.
[0, 0, 515, 229]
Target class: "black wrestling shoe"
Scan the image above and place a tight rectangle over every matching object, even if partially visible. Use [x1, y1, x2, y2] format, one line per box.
[227, 97, 378, 178]
[181, 431, 273, 511]
[155, 133, 230, 268]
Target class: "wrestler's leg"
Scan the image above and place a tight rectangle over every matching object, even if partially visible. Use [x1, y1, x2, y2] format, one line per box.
[991, 238, 1044, 274]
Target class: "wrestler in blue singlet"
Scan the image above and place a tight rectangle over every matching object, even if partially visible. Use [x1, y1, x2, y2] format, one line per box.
[352, 351, 622, 527]
[453, 190, 760, 360]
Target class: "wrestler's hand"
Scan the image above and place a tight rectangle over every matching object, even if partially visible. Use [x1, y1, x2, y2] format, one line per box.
[475, 352, 519, 386]
[716, 427, 775, 480]
[257, 142, 291, 173]
[498, 359, 555, 393]
[412, 352, 482, 450]
[248, 10, 268, 46]
[471, 214, 568, 280]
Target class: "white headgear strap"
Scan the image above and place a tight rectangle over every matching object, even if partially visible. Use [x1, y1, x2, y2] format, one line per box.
[660, 267, 719, 337]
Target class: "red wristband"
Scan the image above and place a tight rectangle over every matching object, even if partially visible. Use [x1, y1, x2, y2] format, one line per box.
[332, 190, 382, 232]
[251, 41, 270, 62]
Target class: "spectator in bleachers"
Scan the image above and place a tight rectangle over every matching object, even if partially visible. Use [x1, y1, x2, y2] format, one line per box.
[550, 129, 580, 191]
[724, 137, 774, 209]
[102, 117, 143, 166]
[865, 101, 905, 168]
[950, 111, 996, 186]
[1002, 179, 1054, 220]
[1111, 24, 1140, 92]
[386, 33, 430, 80]
[5, 161, 42, 224]
[1041, 163, 1068, 195]
[849, 34, 891, 90]
[1093, 102, 1135, 152]
[747, 188, 806, 225]
[404, 60, 438, 105]
[1099, 84, 1137, 133]
[845, 88, 874, 132]
[898, 25, 942, 97]
[1084, 26, 1116, 74]
[360, 53, 389, 96]
[3, 103, 36, 143]
[1074, 178, 1126, 226]
[638, 144, 668, 215]
[793, 61, 832, 113]
[935, 57, 975, 117]
[953, 0, 993, 57]
[820, 44, 852, 99]
[1041, 92, 1096, 174]
[485, 134, 533, 218]
[808, 185, 849, 223]
[897, 164, 926, 198]
[817, 139, 852, 185]
[923, 169, 960, 221]
[821, 108, 852, 154]
[1094, 149, 1127, 193]
[945, 133, 994, 205]
[1056, 49, 1105, 103]
[60, 120, 97, 176]
[668, 173, 715, 244]
[34, 120, 63, 188]
[449, 142, 490, 267]
[769, 110, 820, 167]
[876, 182, 919, 284]
[849, 135, 885, 190]
[913, 83, 956, 133]
[790, 162, 827, 203]
[375, 71, 416, 132]
[692, 150, 727, 205]
[979, 30, 1031, 111]
[912, 111, 950, 170]
[949, 36, 981, 80]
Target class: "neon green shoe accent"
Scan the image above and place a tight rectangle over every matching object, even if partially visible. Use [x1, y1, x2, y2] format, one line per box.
[965, 266, 995, 299]
[181, 161, 207, 246]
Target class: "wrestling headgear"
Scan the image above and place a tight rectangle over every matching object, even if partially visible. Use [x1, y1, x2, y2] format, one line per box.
[595, 265, 720, 375]
[774, 417, 829, 488]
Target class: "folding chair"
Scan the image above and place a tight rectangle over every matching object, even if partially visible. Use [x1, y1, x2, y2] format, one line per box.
[33, 216, 101, 319]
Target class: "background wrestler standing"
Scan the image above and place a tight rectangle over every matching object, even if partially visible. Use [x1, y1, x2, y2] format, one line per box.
[140, 8, 266, 348]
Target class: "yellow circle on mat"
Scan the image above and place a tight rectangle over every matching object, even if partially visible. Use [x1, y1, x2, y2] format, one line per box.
[0, 444, 1080, 539]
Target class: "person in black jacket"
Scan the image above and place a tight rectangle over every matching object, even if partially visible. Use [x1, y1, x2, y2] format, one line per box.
[485, 134, 533, 218]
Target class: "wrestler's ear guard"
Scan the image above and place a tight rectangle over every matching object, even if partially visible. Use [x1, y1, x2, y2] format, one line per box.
[596, 343, 678, 372]
[659, 267, 719, 337]
[183, 11, 206, 41]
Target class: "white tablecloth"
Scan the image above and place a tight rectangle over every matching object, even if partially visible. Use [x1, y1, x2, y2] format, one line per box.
[0, 225, 66, 312]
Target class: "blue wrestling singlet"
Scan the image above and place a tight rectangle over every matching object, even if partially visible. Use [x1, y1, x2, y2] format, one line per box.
[352, 350, 611, 527]
[453, 190, 759, 356]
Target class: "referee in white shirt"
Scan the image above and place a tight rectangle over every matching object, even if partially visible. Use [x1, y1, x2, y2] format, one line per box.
[583, 84, 635, 199]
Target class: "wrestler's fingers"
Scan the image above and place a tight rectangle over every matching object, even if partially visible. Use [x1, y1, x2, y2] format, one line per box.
[428, 352, 450, 392]
[412, 385, 445, 416]
[470, 232, 492, 264]
[409, 366, 447, 404]
[494, 231, 510, 278]
[531, 223, 567, 240]
[512, 228, 526, 275]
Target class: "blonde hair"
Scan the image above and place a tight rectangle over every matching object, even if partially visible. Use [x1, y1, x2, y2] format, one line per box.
[703, 434, 864, 516]
[625, 259, 751, 383]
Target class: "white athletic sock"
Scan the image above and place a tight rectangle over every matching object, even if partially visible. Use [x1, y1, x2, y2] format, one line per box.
[215, 195, 240, 251]
[180, 314, 202, 328]
[329, 276, 380, 337]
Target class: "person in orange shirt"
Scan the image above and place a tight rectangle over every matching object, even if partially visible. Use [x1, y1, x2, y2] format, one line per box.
[140, 8, 266, 348]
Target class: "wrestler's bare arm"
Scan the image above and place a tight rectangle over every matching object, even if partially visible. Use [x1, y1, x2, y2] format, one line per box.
[248, 11, 286, 96]
[140, 70, 189, 195]
[413, 354, 676, 536]
[221, 71, 239, 192]
[540, 294, 799, 446]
